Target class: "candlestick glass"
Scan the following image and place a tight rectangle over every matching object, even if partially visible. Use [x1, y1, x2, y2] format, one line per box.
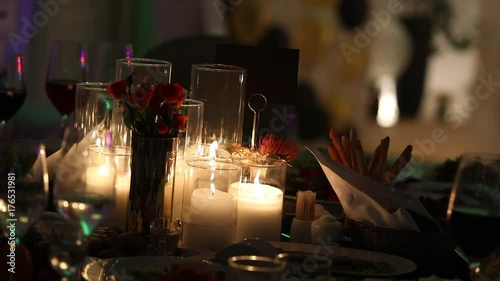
[238, 158, 287, 192]
[190, 64, 246, 149]
[102, 145, 131, 231]
[74, 82, 131, 147]
[180, 158, 241, 252]
[229, 158, 287, 241]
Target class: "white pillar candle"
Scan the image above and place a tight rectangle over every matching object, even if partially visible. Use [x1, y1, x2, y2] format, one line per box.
[86, 165, 115, 194]
[188, 187, 235, 224]
[105, 173, 130, 230]
[181, 186, 236, 252]
[229, 182, 284, 242]
[164, 158, 186, 222]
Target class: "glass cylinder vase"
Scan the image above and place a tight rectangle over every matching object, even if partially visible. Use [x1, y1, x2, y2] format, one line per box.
[229, 158, 287, 242]
[128, 134, 178, 233]
[180, 158, 241, 252]
[190, 64, 246, 149]
[163, 99, 204, 224]
[115, 58, 172, 84]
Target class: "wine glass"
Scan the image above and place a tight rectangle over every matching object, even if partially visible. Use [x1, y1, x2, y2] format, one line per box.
[47, 220, 87, 281]
[46, 40, 87, 131]
[51, 126, 116, 280]
[0, 52, 26, 137]
[53, 127, 116, 236]
[0, 139, 49, 280]
[447, 152, 500, 280]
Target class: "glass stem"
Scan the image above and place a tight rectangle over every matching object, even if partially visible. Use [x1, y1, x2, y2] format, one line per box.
[0, 120, 6, 137]
[60, 114, 69, 138]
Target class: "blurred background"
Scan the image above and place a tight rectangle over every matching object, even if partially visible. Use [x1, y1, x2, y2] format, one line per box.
[1, 0, 499, 165]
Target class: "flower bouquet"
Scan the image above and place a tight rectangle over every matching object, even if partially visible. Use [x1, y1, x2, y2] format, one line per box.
[107, 75, 188, 137]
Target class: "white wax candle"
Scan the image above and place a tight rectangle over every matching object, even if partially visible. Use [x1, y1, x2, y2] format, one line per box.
[181, 222, 236, 252]
[181, 187, 237, 251]
[229, 182, 284, 242]
[86, 165, 115, 194]
[164, 159, 186, 221]
[186, 188, 235, 226]
[105, 173, 130, 230]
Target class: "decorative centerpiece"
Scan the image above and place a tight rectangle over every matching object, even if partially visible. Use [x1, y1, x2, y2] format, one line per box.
[107, 74, 188, 233]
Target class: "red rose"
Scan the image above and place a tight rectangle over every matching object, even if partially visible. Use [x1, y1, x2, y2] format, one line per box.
[173, 114, 188, 130]
[154, 83, 185, 105]
[107, 80, 127, 99]
[157, 118, 169, 135]
[131, 83, 154, 107]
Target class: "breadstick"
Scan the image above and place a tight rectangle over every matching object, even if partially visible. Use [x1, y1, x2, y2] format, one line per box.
[348, 129, 359, 170]
[384, 145, 413, 184]
[329, 128, 340, 144]
[349, 140, 358, 172]
[329, 129, 350, 168]
[328, 143, 342, 163]
[368, 145, 380, 178]
[354, 140, 368, 176]
[375, 137, 390, 181]
[349, 128, 358, 142]
[341, 135, 352, 169]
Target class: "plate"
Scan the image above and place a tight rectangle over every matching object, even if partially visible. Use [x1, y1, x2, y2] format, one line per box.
[83, 256, 225, 281]
[270, 241, 417, 278]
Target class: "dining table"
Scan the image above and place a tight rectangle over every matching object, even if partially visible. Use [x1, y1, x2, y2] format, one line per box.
[11, 199, 477, 281]
[2, 139, 498, 281]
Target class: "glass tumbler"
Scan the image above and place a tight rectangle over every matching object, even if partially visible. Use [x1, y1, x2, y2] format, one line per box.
[163, 99, 204, 224]
[180, 158, 241, 252]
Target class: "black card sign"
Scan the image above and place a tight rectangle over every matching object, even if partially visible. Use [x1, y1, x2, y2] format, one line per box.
[215, 44, 300, 145]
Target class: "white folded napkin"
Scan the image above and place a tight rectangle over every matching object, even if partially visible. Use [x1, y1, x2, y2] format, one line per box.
[307, 147, 433, 231]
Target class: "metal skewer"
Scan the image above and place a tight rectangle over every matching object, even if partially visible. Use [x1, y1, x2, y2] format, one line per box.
[247, 93, 267, 150]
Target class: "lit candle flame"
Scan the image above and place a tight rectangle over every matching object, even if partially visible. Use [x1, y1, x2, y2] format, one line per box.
[210, 182, 216, 198]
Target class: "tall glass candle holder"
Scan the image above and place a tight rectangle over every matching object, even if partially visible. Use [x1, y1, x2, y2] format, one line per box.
[74, 82, 131, 147]
[229, 159, 287, 242]
[74, 82, 111, 138]
[180, 159, 241, 252]
[190, 64, 246, 149]
[163, 99, 204, 225]
[116, 58, 171, 84]
[104, 146, 131, 231]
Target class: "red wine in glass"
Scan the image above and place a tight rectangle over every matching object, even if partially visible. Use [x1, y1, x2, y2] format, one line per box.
[45, 79, 78, 116]
[447, 153, 500, 280]
[46, 40, 87, 132]
[0, 88, 26, 122]
[0, 53, 25, 136]
[450, 206, 500, 258]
